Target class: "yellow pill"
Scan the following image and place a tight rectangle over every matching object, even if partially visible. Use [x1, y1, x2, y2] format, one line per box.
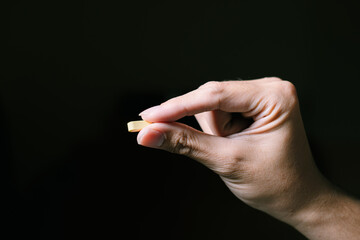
[127, 120, 152, 132]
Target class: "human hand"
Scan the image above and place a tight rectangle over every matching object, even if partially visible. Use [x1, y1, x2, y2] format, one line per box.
[136, 77, 360, 239]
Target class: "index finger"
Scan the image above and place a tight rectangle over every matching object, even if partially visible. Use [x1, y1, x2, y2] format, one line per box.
[139, 80, 264, 123]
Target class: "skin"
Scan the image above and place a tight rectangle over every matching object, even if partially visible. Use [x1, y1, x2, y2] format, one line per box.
[137, 77, 360, 239]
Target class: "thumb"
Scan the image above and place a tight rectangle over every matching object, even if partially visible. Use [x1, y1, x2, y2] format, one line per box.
[137, 122, 233, 170]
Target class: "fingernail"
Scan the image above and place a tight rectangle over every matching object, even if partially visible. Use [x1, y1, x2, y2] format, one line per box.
[139, 105, 161, 117]
[137, 127, 165, 148]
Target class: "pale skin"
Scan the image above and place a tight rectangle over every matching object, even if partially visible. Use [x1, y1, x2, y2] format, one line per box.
[137, 77, 360, 239]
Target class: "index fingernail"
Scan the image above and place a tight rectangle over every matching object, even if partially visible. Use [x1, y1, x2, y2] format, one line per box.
[139, 105, 161, 117]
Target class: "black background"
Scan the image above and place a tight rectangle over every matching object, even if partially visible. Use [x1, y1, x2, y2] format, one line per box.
[1, 0, 360, 239]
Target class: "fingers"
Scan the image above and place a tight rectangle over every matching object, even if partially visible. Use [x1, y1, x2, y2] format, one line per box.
[137, 122, 237, 171]
[195, 111, 254, 137]
[139, 80, 263, 123]
[195, 110, 232, 135]
[194, 112, 215, 134]
[140, 78, 298, 133]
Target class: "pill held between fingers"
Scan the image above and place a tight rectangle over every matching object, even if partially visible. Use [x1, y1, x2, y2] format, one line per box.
[127, 120, 152, 132]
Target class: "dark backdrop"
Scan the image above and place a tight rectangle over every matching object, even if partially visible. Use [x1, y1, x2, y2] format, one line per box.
[1, 0, 360, 239]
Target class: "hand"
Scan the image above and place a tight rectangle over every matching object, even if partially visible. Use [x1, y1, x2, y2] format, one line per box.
[137, 77, 360, 239]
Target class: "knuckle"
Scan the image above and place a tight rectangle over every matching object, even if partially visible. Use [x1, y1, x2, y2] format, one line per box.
[264, 76, 283, 82]
[199, 81, 219, 89]
[270, 76, 283, 82]
[279, 80, 297, 96]
[170, 131, 195, 157]
[278, 80, 298, 106]
[199, 81, 224, 108]
[268, 80, 298, 110]
[199, 81, 224, 96]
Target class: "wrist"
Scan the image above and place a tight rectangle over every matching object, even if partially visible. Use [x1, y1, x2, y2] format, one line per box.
[288, 179, 360, 240]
